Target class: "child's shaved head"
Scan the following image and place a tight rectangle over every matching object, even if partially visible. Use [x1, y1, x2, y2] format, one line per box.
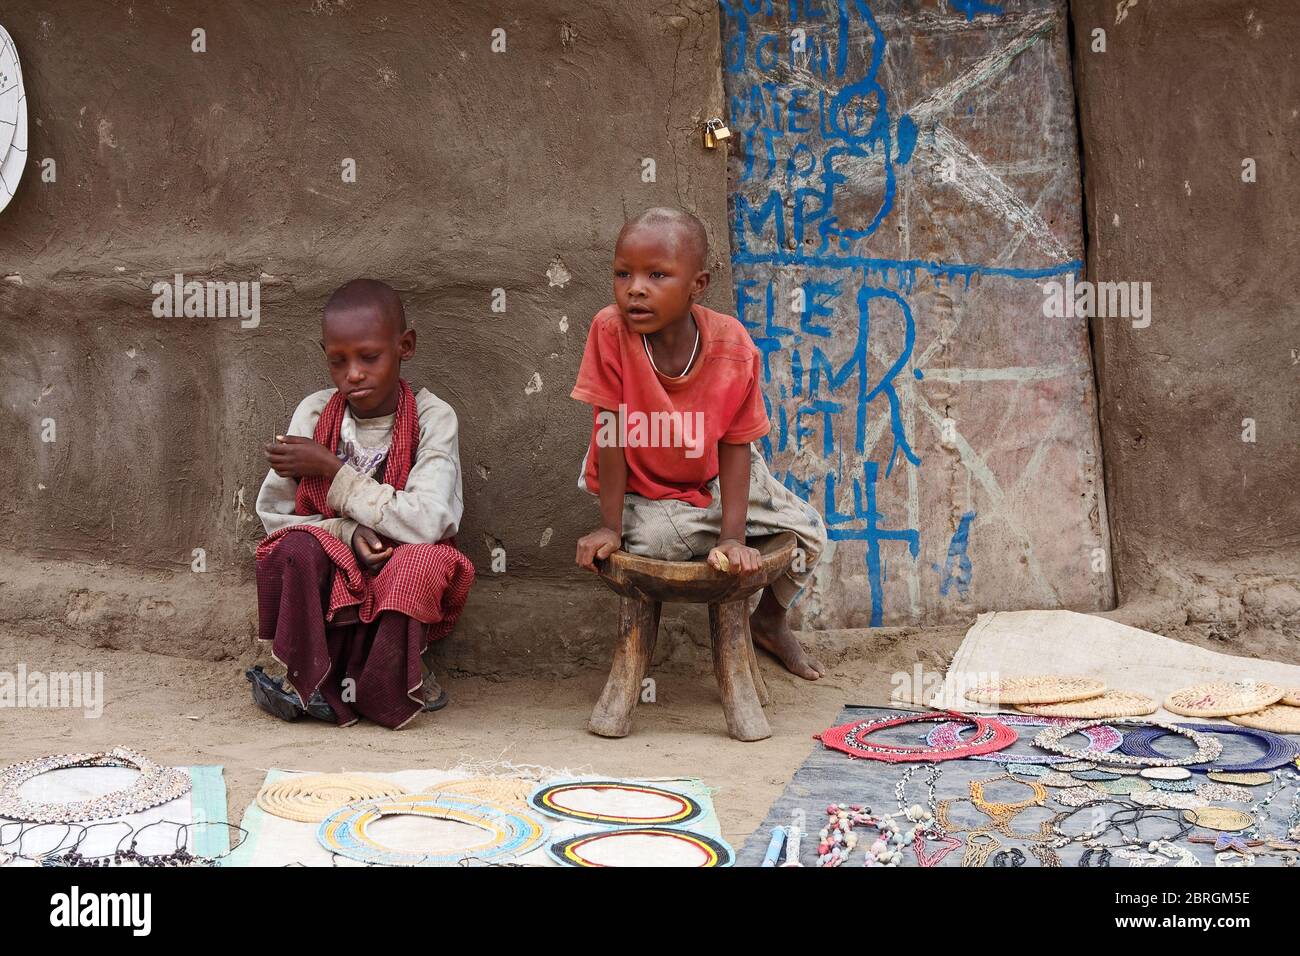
[319, 278, 415, 417]
[323, 278, 406, 336]
[619, 207, 709, 273]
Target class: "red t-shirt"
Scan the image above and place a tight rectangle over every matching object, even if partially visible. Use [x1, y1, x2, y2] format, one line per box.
[571, 303, 770, 507]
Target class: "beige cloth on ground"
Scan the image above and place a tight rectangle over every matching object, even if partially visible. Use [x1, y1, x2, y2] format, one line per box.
[229, 769, 723, 867]
[935, 609, 1300, 723]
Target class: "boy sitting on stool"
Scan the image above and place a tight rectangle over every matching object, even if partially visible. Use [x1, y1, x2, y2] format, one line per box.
[572, 208, 827, 679]
[249, 278, 475, 728]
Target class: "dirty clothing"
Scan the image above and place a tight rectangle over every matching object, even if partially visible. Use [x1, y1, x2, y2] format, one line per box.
[619, 445, 825, 608]
[254, 379, 473, 728]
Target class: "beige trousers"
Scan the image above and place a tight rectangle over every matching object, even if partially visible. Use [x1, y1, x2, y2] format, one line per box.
[619, 445, 825, 608]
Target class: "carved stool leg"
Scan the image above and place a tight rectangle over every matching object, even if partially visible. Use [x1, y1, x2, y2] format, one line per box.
[709, 600, 772, 742]
[589, 595, 660, 738]
[742, 613, 770, 707]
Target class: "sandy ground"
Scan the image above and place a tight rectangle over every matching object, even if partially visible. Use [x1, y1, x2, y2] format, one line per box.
[0, 624, 968, 851]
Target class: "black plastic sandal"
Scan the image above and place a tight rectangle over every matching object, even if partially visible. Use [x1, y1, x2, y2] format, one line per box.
[247, 667, 340, 723]
[422, 688, 450, 713]
[246, 666, 304, 722]
[303, 689, 338, 723]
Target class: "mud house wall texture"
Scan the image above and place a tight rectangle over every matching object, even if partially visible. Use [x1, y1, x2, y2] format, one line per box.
[1070, 0, 1300, 629]
[0, 0, 735, 663]
[0, 0, 1296, 670]
[720, 0, 1112, 630]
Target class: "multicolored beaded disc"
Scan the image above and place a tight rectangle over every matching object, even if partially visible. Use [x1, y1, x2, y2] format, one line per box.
[1140, 766, 1193, 782]
[1086, 777, 1153, 796]
[1006, 763, 1050, 777]
[1057, 760, 1097, 772]
[548, 827, 734, 867]
[1071, 769, 1122, 781]
[1183, 807, 1254, 833]
[317, 793, 549, 867]
[527, 781, 702, 828]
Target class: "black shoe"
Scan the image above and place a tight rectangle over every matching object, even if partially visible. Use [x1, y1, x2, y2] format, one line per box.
[422, 688, 450, 713]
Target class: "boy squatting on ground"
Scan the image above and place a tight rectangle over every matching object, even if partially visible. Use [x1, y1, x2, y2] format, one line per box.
[247, 279, 475, 729]
[572, 208, 828, 679]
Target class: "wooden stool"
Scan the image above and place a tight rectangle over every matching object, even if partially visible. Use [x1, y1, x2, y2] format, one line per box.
[588, 533, 797, 742]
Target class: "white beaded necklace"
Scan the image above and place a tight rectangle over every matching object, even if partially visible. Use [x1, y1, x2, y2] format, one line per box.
[642, 323, 700, 379]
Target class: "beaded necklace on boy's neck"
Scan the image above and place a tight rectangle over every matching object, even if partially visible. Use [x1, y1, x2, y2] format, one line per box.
[642, 322, 700, 379]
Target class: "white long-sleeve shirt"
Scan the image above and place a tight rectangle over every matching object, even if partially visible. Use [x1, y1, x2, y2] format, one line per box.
[255, 386, 464, 547]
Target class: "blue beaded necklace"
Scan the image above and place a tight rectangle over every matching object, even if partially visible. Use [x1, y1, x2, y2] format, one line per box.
[1119, 723, 1299, 773]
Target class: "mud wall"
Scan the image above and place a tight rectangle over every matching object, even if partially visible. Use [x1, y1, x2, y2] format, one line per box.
[0, 0, 733, 664]
[1070, 0, 1300, 625]
[0, 0, 1295, 668]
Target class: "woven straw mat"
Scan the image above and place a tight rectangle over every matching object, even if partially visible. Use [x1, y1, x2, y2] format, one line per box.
[1014, 689, 1157, 719]
[1164, 681, 1284, 718]
[1228, 703, 1300, 734]
[964, 675, 1105, 705]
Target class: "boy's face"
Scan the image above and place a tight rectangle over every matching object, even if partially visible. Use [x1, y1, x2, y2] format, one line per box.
[320, 306, 415, 417]
[613, 226, 709, 335]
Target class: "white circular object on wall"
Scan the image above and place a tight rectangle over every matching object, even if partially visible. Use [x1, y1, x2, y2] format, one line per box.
[0, 24, 27, 213]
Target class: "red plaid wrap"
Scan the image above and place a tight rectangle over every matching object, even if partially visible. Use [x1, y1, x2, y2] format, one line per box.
[256, 379, 475, 631]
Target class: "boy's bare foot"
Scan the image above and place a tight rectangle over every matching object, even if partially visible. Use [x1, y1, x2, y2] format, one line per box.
[748, 590, 825, 681]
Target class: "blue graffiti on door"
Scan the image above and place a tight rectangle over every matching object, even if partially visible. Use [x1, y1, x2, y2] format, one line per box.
[722, 0, 1080, 624]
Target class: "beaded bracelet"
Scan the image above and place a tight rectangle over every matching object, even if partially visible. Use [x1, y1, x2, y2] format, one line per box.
[1079, 846, 1112, 867]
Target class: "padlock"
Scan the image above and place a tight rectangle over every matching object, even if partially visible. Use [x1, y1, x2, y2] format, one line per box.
[702, 118, 732, 149]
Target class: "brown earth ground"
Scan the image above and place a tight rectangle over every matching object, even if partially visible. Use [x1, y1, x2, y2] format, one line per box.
[0, 623, 967, 849]
[4, 596, 1295, 851]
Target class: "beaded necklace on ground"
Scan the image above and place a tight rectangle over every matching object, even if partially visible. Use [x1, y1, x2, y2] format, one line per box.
[816, 804, 903, 867]
[1034, 720, 1222, 768]
[893, 764, 961, 866]
[815, 765, 947, 867]
[1114, 840, 1200, 867]
[37, 820, 247, 868]
[962, 832, 1000, 867]
[1048, 800, 1196, 866]
[1203, 770, 1300, 866]
[1119, 723, 1299, 773]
